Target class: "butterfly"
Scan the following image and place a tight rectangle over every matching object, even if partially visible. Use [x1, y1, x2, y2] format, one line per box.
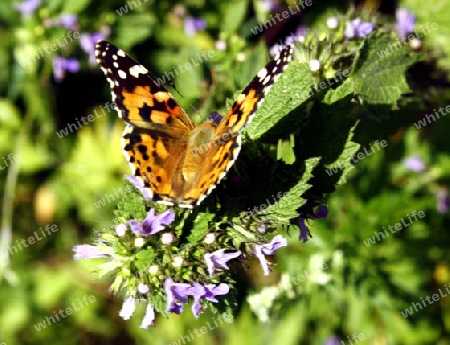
[95, 41, 293, 208]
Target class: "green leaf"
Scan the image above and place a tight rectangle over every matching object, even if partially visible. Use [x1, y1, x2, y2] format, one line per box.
[261, 157, 320, 222]
[244, 61, 314, 140]
[187, 212, 215, 243]
[349, 33, 420, 107]
[220, 0, 248, 36]
[115, 14, 156, 51]
[135, 248, 157, 271]
[61, 0, 91, 14]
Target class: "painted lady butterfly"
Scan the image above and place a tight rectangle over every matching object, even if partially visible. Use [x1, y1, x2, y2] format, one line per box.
[95, 41, 293, 208]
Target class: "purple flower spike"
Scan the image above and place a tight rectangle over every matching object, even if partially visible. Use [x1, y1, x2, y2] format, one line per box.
[396, 8, 416, 39]
[202, 283, 230, 302]
[285, 26, 309, 45]
[324, 335, 341, 345]
[403, 154, 425, 172]
[14, 0, 40, 17]
[209, 111, 223, 125]
[80, 32, 106, 65]
[298, 218, 309, 242]
[140, 304, 155, 328]
[119, 297, 136, 320]
[142, 208, 175, 235]
[254, 235, 287, 275]
[125, 175, 153, 200]
[262, 0, 281, 12]
[345, 18, 373, 39]
[73, 244, 108, 259]
[128, 208, 175, 236]
[184, 16, 207, 36]
[55, 13, 78, 30]
[315, 204, 328, 219]
[204, 249, 241, 276]
[188, 283, 230, 317]
[165, 278, 192, 314]
[437, 190, 450, 214]
[52, 57, 80, 82]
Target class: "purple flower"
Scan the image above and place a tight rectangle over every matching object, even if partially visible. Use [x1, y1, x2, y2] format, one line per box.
[396, 8, 416, 39]
[184, 16, 207, 36]
[189, 283, 229, 317]
[315, 204, 328, 219]
[128, 208, 175, 236]
[204, 249, 241, 276]
[140, 304, 155, 328]
[298, 204, 328, 242]
[270, 44, 286, 57]
[285, 26, 309, 45]
[209, 111, 223, 125]
[119, 296, 136, 320]
[324, 335, 341, 345]
[262, 0, 281, 12]
[53, 57, 80, 82]
[298, 218, 309, 242]
[165, 278, 230, 318]
[254, 235, 287, 275]
[54, 13, 78, 30]
[80, 32, 106, 65]
[437, 190, 450, 214]
[125, 175, 153, 200]
[345, 18, 373, 39]
[73, 244, 108, 259]
[14, 0, 40, 17]
[165, 278, 192, 314]
[403, 154, 425, 172]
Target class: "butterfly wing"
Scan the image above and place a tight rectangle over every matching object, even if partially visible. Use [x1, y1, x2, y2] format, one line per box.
[95, 40, 195, 132]
[180, 46, 294, 207]
[96, 40, 195, 204]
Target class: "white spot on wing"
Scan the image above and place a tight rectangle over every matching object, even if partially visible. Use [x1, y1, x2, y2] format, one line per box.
[117, 49, 126, 57]
[118, 70, 127, 79]
[129, 65, 148, 78]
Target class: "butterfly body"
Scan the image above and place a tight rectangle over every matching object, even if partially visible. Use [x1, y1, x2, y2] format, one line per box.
[96, 41, 293, 208]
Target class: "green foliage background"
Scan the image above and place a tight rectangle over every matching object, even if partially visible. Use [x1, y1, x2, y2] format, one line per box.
[1, 0, 450, 344]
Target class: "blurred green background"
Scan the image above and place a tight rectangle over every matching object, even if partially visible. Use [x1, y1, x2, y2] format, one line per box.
[1, 0, 450, 344]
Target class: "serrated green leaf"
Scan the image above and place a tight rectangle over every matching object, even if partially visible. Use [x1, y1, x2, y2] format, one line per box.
[349, 33, 420, 106]
[135, 249, 157, 271]
[261, 157, 320, 222]
[244, 61, 314, 140]
[323, 123, 360, 185]
[187, 212, 215, 243]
